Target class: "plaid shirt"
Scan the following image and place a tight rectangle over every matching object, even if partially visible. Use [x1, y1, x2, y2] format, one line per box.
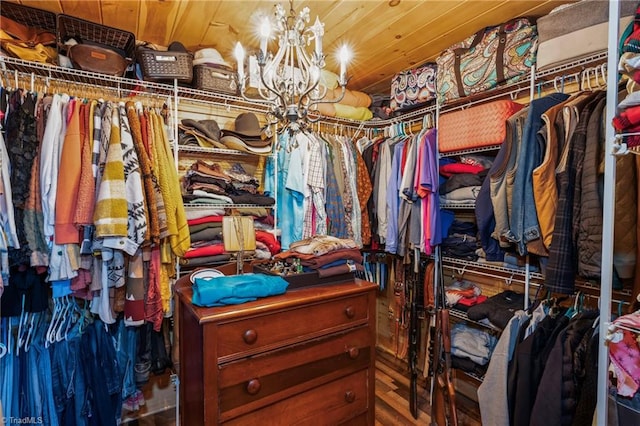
[545, 92, 604, 294]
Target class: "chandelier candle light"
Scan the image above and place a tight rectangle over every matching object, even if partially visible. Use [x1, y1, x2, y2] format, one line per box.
[234, 2, 351, 133]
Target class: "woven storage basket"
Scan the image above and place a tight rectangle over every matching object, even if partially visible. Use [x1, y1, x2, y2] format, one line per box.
[57, 14, 135, 62]
[193, 64, 238, 95]
[137, 47, 193, 83]
[438, 100, 524, 153]
[0, 2, 57, 34]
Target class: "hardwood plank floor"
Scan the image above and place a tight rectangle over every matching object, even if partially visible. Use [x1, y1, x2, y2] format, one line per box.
[122, 352, 483, 425]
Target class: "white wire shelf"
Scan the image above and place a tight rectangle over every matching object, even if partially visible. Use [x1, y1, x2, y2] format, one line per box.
[440, 202, 477, 210]
[455, 368, 485, 383]
[535, 51, 608, 80]
[449, 308, 502, 332]
[173, 145, 254, 156]
[183, 203, 273, 209]
[439, 144, 502, 158]
[442, 256, 540, 280]
[0, 56, 381, 130]
[0, 51, 609, 132]
[438, 50, 608, 115]
[441, 256, 633, 305]
[0, 57, 273, 113]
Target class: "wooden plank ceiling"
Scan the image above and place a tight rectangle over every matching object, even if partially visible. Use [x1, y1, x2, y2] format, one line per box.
[6, 0, 574, 96]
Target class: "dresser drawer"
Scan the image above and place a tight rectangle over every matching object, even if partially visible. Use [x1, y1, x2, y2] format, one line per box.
[223, 369, 369, 425]
[217, 326, 371, 420]
[216, 293, 370, 361]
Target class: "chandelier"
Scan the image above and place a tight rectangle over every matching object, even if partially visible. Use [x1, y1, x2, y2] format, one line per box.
[234, 1, 350, 133]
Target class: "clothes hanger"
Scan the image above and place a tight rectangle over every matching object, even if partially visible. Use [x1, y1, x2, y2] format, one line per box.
[16, 294, 27, 355]
[45, 297, 62, 347]
[0, 318, 7, 359]
[22, 311, 40, 353]
[55, 296, 73, 342]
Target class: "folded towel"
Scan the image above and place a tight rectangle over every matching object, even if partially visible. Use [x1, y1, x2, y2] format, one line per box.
[192, 273, 288, 307]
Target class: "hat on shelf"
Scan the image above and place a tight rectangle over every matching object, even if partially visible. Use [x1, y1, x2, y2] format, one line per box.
[192, 48, 231, 68]
[179, 119, 226, 149]
[222, 112, 264, 139]
[222, 112, 273, 149]
[168, 41, 190, 53]
[220, 134, 272, 156]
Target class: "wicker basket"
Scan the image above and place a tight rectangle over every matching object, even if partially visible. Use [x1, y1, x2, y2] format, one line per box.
[0, 2, 57, 34]
[137, 47, 193, 83]
[57, 14, 136, 62]
[193, 64, 238, 95]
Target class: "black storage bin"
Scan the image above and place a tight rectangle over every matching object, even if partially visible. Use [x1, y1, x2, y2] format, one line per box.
[0, 2, 57, 34]
[193, 64, 238, 95]
[57, 14, 136, 68]
[137, 47, 193, 83]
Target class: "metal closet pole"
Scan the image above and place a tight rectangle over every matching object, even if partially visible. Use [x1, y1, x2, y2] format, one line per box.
[597, 0, 620, 424]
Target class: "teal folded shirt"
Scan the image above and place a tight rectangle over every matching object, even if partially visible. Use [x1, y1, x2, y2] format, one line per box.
[192, 273, 289, 307]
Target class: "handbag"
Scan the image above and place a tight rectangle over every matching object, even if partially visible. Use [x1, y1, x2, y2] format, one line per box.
[436, 18, 537, 105]
[67, 44, 129, 76]
[390, 62, 437, 112]
[0, 16, 57, 64]
[438, 99, 524, 153]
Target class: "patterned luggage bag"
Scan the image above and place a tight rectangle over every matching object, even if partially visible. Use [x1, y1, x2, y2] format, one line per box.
[390, 62, 437, 112]
[436, 18, 537, 105]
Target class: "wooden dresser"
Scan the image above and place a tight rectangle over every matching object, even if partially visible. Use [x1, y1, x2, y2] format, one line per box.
[175, 276, 378, 425]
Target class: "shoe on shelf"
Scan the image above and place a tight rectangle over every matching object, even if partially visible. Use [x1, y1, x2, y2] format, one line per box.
[135, 389, 146, 407]
[122, 395, 139, 412]
[135, 361, 151, 385]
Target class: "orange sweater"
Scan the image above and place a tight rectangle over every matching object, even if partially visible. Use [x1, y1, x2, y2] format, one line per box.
[54, 99, 82, 244]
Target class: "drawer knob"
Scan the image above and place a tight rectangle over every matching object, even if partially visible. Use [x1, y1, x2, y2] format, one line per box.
[243, 329, 258, 344]
[344, 306, 355, 318]
[347, 347, 360, 359]
[246, 379, 261, 395]
[344, 391, 356, 403]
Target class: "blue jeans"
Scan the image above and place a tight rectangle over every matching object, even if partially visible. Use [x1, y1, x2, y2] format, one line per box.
[78, 320, 122, 426]
[31, 315, 59, 426]
[0, 317, 20, 422]
[115, 319, 137, 400]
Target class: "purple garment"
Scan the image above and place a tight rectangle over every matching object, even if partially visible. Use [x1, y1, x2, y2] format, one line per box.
[417, 129, 441, 252]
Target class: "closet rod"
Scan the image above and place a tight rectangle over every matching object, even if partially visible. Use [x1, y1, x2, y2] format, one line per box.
[5, 70, 172, 105]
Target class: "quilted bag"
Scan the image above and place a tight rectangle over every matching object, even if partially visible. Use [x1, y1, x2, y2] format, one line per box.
[436, 18, 537, 105]
[389, 62, 437, 112]
[438, 99, 524, 153]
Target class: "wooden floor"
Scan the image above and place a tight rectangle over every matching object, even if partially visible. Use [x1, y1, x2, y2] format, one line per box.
[122, 351, 483, 426]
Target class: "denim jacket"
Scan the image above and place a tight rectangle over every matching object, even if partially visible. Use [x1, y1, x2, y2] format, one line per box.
[505, 93, 570, 255]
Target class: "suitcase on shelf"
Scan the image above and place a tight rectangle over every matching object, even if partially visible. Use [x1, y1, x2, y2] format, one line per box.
[436, 17, 537, 105]
[536, 0, 636, 71]
[389, 62, 437, 112]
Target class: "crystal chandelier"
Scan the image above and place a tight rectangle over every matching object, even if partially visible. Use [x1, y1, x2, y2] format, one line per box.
[234, 1, 350, 133]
